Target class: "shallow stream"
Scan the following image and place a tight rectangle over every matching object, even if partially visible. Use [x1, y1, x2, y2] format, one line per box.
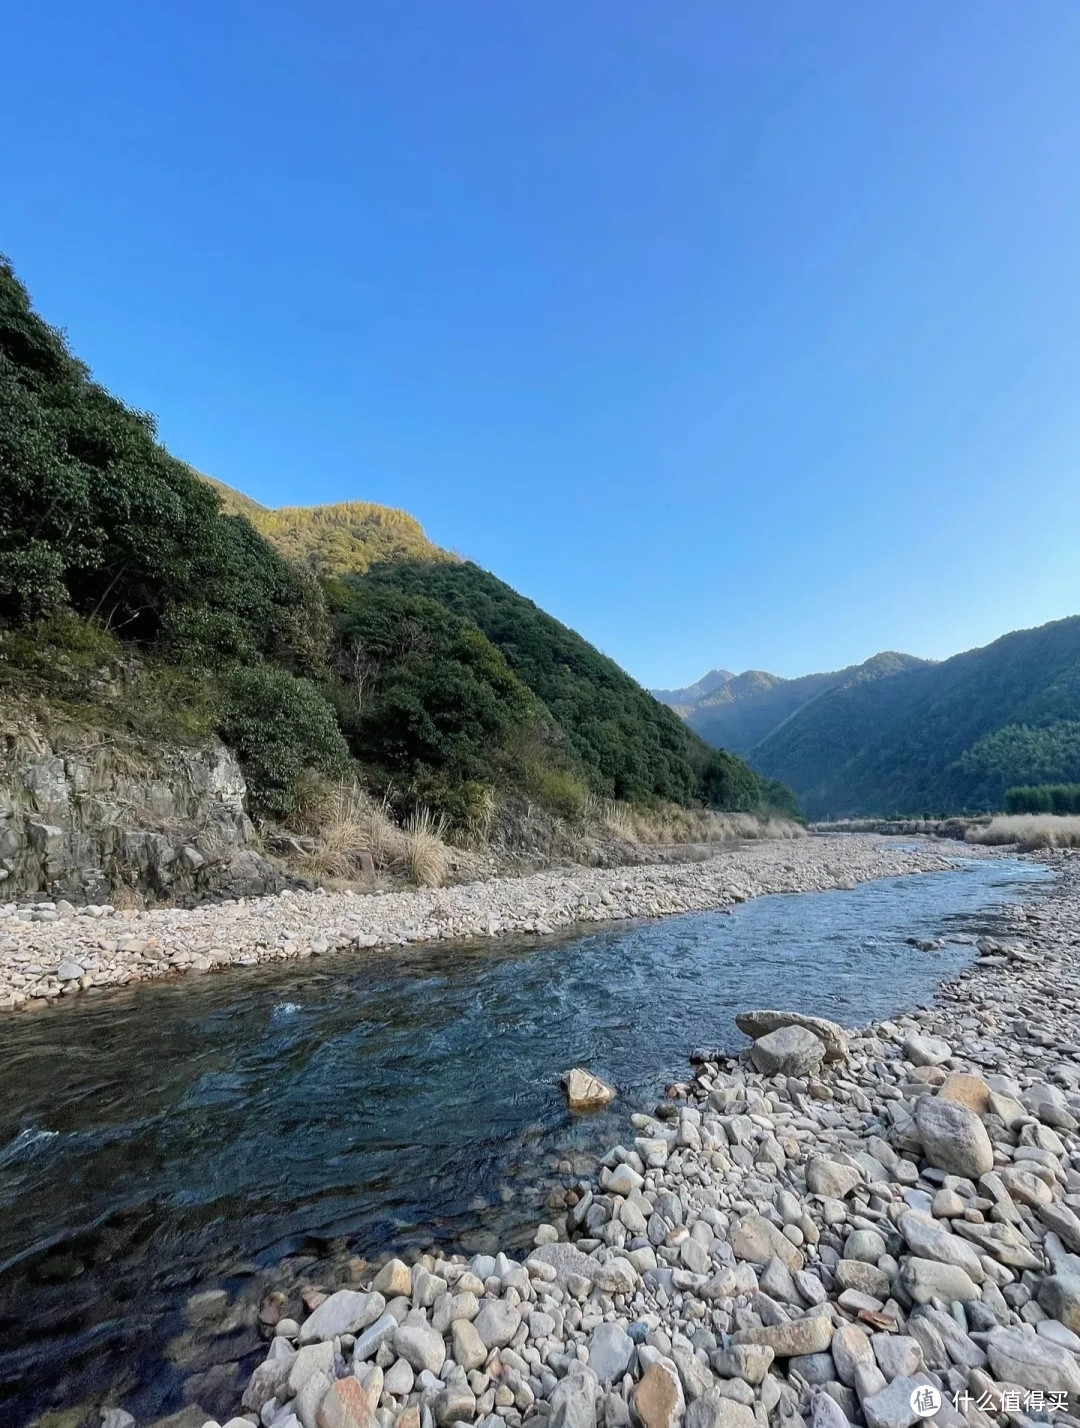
[0, 852, 1051, 1425]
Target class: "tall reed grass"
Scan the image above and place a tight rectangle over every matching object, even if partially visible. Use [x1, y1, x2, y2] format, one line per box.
[965, 814, 1080, 850]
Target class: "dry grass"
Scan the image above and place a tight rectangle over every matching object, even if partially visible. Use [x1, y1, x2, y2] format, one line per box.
[290, 778, 453, 886]
[588, 798, 804, 846]
[965, 814, 1080, 851]
[403, 807, 451, 886]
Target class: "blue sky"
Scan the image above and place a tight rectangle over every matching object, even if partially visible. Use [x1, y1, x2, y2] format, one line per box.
[4, 2, 1079, 686]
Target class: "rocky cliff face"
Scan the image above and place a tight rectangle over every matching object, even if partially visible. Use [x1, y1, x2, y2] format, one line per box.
[0, 715, 287, 903]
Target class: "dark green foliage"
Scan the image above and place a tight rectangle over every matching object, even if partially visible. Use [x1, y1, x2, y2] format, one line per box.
[960, 722, 1080, 793]
[747, 618, 1080, 818]
[327, 578, 554, 802]
[755, 776, 804, 822]
[218, 666, 349, 817]
[0, 255, 325, 669]
[358, 561, 748, 806]
[1006, 784, 1080, 814]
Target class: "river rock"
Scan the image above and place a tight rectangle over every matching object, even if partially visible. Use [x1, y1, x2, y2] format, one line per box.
[550, 1370, 600, 1428]
[831, 1324, 873, 1387]
[532, 1242, 601, 1289]
[296, 1368, 335, 1428]
[632, 1360, 684, 1428]
[939, 1071, 990, 1114]
[562, 1068, 615, 1110]
[392, 1323, 446, 1374]
[472, 1299, 522, 1348]
[588, 1322, 635, 1383]
[987, 1326, 1080, 1396]
[372, 1259, 412, 1298]
[288, 1342, 335, 1397]
[999, 1164, 1053, 1207]
[871, 1336, 923, 1381]
[735, 1010, 849, 1062]
[806, 1156, 861, 1199]
[301, 1290, 385, 1343]
[685, 1392, 755, 1428]
[735, 1314, 835, 1357]
[902, 1034, 951, 1068]
[451, 1317, 488, 1371]
[860, 1375, 931, 1428]
[708, 1342, 773, 1385]
[1024, 1083, 1078, 1130]
[730, 1214, 804, 1270]
[1037, 1259, 1080, 1334]
[809, 1391, 853, 1428]
[913, 1095, 993, 1179]
[834, 1259, 891, 1299]
[749, 1025, 826, 1077]
[433, 1384, 477, 1425]
[899, 1257, 980, 1304]
[897, 1213, 984, 1282]
[317, 1378, 374, 1428]
[351, 1312, 397, 1362]
[844, 1230, 886, 1263]
[1038, 1201, 1080, 1254]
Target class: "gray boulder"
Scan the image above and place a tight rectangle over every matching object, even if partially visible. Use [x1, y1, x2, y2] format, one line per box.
[735, 1009, 849, 1061]
[750, 1025, 826, 1077]
[914, 1095, 993, 1179]
[987, 1326, 1080, 1396]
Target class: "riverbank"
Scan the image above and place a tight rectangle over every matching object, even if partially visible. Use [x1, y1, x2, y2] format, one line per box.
[0, 834, 961, 1014]
[174, 844, 1080, 1428]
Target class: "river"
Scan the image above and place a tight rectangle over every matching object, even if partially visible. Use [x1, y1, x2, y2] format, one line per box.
[0, 852, 1050, 1426]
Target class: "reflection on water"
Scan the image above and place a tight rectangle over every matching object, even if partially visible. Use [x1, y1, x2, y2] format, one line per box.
[0, 854, 1049, 1424]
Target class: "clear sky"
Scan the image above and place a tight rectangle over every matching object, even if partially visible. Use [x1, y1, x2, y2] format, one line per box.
[4, 2, 1079, 686]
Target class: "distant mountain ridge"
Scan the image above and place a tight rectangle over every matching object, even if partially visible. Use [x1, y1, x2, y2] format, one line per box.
[654, 651, 931, 754]
[650, 668, 733, 713]
[661, 620, 1080, 817]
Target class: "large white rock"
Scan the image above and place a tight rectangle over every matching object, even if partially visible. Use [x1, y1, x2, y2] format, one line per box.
[300, 1289, 385, 1344]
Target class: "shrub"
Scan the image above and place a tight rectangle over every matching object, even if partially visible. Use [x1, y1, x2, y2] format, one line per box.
[217, 665, 349, 817]
[409, 775, 497, 844]
[524, 766, 591, 823]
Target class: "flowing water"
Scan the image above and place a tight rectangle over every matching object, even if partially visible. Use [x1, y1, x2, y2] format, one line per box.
[0, 852, 1051, 1425]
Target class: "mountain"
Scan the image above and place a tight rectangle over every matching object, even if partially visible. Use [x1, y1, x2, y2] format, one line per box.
[749, 618, 1080, 818]
[348, 562, 767, 812]
[651, 668, 733, 712]
[204, 475, 453, 575]
[668, 653, 931, 754]
[0, 254, 786, 832]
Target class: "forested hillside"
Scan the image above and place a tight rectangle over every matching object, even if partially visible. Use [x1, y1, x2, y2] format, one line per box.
[0, 256, 790, 837]
[348, 561, 782, 813]
[750, 618, 1080, 817]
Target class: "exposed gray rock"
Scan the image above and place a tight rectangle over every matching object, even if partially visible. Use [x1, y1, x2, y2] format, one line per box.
[750, 1025, 826, 1077]
[587, 1322, 634, 1383]
[986, 1325, 1080, 1396]
[913, 1096, 994, 1179]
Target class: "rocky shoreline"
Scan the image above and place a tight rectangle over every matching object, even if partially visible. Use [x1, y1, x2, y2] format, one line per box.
[98, 842, 1080, 1428]
[0, 834, 959, 1014]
